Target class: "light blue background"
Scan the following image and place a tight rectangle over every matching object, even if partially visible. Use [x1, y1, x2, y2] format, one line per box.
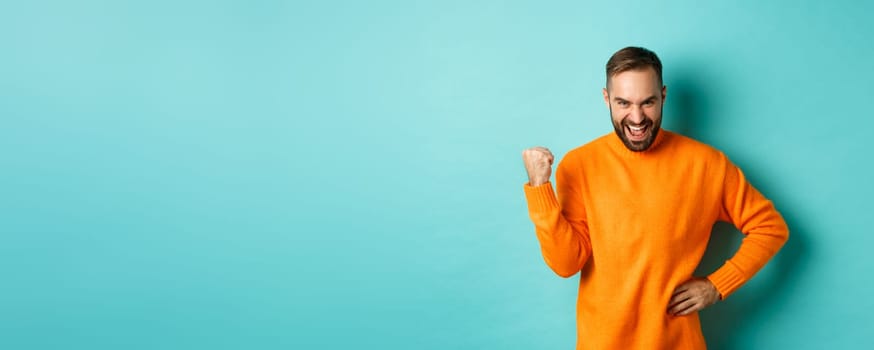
[2, 1, 872, 349]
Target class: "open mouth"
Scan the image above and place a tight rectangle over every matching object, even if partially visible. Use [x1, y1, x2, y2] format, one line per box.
[625, 123, 650, 142]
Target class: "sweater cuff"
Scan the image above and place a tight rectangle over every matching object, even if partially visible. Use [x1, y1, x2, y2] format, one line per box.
[706, 261, 748, 299]
[523, 181, 560, 213]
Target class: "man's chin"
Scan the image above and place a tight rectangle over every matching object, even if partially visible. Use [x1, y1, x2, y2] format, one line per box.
[616, 128, 659, 152]
[624, 140, 650, 152]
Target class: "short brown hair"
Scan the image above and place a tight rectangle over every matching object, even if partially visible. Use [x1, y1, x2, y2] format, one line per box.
[605, 46, 663, 87]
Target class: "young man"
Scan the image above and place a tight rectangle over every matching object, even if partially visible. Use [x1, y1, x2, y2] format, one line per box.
[521, 47, 789, 349]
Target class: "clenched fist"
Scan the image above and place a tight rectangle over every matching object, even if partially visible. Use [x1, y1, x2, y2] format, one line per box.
[522, 146, 554, 186]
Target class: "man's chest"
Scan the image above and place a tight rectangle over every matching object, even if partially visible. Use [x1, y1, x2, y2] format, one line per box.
[578, 160, 722, 249]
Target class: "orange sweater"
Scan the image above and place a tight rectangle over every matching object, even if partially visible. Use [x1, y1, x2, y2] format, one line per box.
[523, 130, 788, 349]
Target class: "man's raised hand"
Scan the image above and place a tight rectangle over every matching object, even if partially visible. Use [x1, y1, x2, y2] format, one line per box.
[522, 147, 554, 187]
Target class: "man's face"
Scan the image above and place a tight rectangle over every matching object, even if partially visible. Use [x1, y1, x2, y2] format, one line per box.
[602, 67, 667, 152]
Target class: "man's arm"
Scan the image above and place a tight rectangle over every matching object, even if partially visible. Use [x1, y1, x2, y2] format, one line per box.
[522, 148, 592, 278]
[706, 156, 790, 299]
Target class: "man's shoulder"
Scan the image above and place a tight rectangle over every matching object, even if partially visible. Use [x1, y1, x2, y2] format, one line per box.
[664, 130, 727, 161]
[554, 134, 611, 173]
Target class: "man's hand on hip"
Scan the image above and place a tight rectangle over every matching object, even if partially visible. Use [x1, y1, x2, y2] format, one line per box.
[667, 277, 721, 316]
[522, 147, 554, 186]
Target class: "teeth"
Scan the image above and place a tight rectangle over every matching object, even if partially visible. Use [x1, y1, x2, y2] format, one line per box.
[629, 125, 645, 131]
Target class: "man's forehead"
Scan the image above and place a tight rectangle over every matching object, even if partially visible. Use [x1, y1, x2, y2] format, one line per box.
[607, 69, 662, 97]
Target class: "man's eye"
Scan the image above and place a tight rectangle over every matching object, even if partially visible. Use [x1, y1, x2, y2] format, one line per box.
[618, 101, 629, 106]
[644, 101, 654, 106]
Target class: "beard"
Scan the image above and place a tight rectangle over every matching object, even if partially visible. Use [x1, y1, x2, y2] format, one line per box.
[610, 105, 662, 152]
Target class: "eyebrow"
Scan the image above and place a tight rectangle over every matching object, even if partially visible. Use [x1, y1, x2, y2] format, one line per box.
[613, 95, 658, 103]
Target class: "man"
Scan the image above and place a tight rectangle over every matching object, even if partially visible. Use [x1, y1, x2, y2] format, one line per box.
[521, 47, 789, 349]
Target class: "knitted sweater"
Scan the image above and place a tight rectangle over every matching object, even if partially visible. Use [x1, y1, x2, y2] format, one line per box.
[523, 130, 789, 349]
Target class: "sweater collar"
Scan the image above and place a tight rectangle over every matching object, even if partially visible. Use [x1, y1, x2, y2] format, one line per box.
[607, 127, 670, 158]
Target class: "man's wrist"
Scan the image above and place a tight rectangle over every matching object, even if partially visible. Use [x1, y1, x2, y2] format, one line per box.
[528, 178, 548, 187]
[705, 277, 723, 301]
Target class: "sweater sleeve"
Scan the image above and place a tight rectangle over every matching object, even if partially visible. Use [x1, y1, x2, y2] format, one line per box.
[523, 156, 593, 278]
[706, 156, 789, 298]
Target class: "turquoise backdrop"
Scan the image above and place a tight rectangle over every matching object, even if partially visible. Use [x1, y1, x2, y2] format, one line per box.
[2, 1, 872, 349]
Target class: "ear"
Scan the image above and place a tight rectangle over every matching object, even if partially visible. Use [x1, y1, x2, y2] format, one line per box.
[661, 85, 667, 103]
[602, 87, 610, 107]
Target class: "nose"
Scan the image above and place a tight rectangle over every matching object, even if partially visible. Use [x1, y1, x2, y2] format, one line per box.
[627, 105, 645, 125]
